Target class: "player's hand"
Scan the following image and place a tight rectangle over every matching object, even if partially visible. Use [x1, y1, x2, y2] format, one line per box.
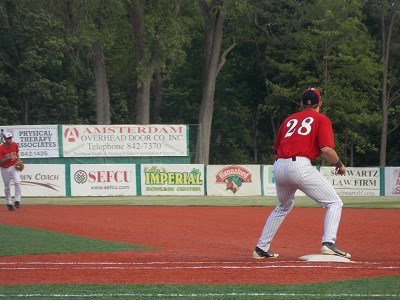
[335, 165, 346, 176]
[9, 154, 17, 161]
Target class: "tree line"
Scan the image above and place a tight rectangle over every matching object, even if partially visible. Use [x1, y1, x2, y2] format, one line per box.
[0, 0, 399, 166]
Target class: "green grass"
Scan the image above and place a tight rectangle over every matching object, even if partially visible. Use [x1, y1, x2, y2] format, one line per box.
[0, 276, 398, 299]
[0, 224, 151, 256]
[23, 195, 400, 209]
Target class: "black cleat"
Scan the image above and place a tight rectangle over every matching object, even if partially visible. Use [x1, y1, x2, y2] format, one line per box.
[252, 246, 279, 259]
[14, 201, 21, 208]
[321, 242, 351, 259]
[7, 204, 14, 211]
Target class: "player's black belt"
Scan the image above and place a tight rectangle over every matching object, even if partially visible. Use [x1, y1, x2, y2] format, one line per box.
[275, 157, 296, 161]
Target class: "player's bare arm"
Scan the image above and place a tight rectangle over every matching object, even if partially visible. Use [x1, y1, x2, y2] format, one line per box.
[321, 146, 346, 175]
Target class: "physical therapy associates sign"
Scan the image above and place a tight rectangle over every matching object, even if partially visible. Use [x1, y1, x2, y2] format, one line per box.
[62, 125, 188, 157]
[0, 125, 59, 158]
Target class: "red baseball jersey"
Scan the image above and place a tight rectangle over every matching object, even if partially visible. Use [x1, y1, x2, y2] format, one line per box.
[274, 109, 335, 161]
[0, 142, 19, 168]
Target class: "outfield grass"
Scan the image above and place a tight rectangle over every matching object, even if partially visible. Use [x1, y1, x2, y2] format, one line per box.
[0, 224, 151, 256]
[22, 195, 400, 209]
[0, 276, 398, 299]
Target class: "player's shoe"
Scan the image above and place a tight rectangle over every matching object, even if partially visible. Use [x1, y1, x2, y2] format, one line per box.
[252, 246, 279, 259]
[321, 242, 351, 259]
[7, 204, 14, 211]
[14, 201, 21, 209]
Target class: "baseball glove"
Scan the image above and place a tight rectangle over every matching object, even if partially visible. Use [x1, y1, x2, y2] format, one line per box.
[15, 159, 24, 171]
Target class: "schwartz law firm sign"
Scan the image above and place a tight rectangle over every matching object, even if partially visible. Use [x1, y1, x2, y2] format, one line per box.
[320, 167, 380, 196]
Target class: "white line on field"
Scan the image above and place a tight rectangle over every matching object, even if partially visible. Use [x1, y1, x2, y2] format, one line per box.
[0, 260, 399, 265]
[0, 292, 399, 298]
[1, 267, 399, 271]
[0, 261, 399, 271]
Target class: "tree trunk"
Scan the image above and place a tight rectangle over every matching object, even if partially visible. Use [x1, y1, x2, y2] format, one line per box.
[195, 0, 226, 164]
[379, 2, 396, 167]
[380, 83, 388, 167]
[252, 107, 260, 163]
[350, 141, 354, 167]
[136, 66, 154, 124]
[152, 71, 163, 123]
[91, 40, 110, 125]
[127, 0, 153, 124]
[22, 95, 29, 125]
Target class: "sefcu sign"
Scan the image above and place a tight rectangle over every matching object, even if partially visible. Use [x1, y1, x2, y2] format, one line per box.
[74, 170, 132, 184]
[71, 164, 137, 196]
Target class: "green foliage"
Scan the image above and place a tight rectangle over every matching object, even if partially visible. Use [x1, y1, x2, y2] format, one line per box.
[161, 33, 203, 124]
[127, 0, 196, 85]
[0, 0, 399, 165]
[249, 0, 383, 166]
[0, 0, 96, 124]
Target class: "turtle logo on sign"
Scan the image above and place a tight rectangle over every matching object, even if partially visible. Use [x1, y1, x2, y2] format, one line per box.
[215, 165, 252, 194]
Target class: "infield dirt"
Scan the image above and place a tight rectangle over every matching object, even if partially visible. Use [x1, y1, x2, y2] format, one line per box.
[0, 206, 399, 284]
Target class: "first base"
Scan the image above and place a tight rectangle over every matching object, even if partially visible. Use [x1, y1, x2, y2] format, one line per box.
[299, 254, 352, 263]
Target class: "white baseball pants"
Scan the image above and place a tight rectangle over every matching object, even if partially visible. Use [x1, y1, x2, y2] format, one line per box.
[257, 157, 343, 251]
[1, 166, 22, 205]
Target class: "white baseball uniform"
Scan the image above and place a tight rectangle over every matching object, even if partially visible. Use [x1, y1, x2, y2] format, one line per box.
[0, 139, 22, 205]
[256, 89, 344, 253]
[1, 166, 22, 205]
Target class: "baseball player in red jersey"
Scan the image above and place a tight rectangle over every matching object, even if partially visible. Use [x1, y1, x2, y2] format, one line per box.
[253, 88, 350, 259]
[0, 132, 22, 211]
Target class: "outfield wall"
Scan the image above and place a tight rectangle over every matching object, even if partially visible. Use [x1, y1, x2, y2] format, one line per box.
[2, 164, 399, 197]
[1, 124, 399, 198]
[1, 124, 189, 158]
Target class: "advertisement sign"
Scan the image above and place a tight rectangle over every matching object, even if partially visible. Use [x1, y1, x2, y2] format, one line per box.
[207, 165, 261, 196]
[70, 164, 137, 196]
[320, 167, 380, 196]
[384, 167, 400, 196]
[141, 164, 205, 196]
[0, 164, 66, 196]
[0, 125, 59, 158]
[262, 165, 306, 196]
[62, 125, 188, 157]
